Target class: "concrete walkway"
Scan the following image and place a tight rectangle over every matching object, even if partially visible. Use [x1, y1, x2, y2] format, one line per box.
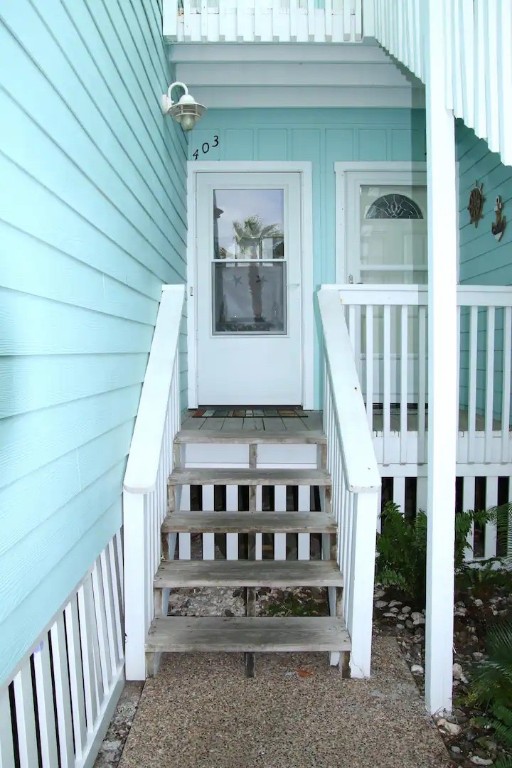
[118, 637, 450, 768]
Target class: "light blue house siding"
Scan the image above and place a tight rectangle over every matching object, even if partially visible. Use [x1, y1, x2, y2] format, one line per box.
[0, 1, 187, 685]
[457, 122, 512, 419]
[191, 108, 427, 284]
[191, 108, 426, 404]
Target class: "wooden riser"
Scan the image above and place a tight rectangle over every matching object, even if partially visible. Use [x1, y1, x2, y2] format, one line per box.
[175, 430, 326, 445]
[168, 468, 331, 486]
[161, 511, 336, 534]
[154, 560, 344, 588]
[146, 617, 350, 653]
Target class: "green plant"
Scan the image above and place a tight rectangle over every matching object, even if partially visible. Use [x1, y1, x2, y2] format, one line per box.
[468, 622, 512, 767]
[375, 502, 427, 602]
[375, 502, 492, 604]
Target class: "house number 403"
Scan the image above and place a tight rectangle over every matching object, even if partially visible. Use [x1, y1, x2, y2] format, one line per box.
[192, 135, 219, 160]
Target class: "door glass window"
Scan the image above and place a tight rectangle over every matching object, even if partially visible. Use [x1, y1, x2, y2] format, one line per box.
[212, 189, 287, 334]
[360, 184, 427, 283]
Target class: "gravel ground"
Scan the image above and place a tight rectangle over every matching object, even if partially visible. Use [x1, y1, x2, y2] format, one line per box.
[116, 637, 449, 768]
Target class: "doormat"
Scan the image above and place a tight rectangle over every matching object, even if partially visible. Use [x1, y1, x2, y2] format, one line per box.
[191, 407, 307, 418]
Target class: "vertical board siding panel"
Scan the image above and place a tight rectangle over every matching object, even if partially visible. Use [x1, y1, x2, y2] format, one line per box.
[13, 665, 38, 768]
[358, 129, 387, 160]
[226, 485, 239, 560]
[50, 615, 75, 768]
[202, 485, 216, 559]
[484, 476, 498, 559]
[224, 130, 255, 160]
[502, 307, 512, 461]
[274, 485, 287, 560]
[0, 685, 15, 768]
[462, 476, 476, 560]
[77, 584, 99, 731]
[91, 561, 112, 694]
[297, 485, 310, 560]
[484, 307, 495, 462]
[257, 129, 288, 160]
[190, 129, 222, 161]
[109, 536, 124, 664]
[33, 640, 59, 768]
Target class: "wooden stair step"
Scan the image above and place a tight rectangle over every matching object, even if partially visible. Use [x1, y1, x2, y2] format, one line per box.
[162, 511, 336, 534]
[154, 560, 343, 589]
[147, 617, 350, 653]
[175, 430, 326, 445]
[168, 468, 331, 486]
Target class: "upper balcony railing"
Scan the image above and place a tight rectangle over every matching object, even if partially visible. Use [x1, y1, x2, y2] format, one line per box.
[163, 0, 363, 43]
[370, 0, 512, 166]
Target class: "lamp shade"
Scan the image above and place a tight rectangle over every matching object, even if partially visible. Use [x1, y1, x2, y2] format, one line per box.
[161, 82, 206, 131]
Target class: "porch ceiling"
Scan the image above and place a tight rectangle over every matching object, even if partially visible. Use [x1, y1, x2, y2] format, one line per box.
[168, 41, 425, 109]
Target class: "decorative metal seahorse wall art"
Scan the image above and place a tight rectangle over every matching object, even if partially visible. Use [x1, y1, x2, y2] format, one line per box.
[491, 196, 506, 242]
[468, 181, 485, 227]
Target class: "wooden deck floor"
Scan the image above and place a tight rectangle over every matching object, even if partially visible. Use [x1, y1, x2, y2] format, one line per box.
[181, 409, 506, 434]
[181, 411, 324, 433]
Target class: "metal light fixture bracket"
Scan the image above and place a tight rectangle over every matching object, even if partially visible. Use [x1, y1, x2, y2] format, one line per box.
[161, 81, 206, 132]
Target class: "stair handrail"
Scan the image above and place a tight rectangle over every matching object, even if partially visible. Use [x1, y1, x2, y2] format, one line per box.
[317, 285, 380, 678]
[123, 284, 185, 681]
[124, 284, 185, 494]
[318, 287, 380, 493]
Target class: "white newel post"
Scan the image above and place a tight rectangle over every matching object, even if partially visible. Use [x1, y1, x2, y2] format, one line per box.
[424, 0, 458, 715]
[124, 494, 147, 680]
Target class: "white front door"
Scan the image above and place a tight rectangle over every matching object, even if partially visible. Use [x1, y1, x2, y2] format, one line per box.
[336, 164, 428, 404]
[195, 172, 303, 405]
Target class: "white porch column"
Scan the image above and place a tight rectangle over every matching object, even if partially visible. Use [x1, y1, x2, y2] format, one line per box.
[424, 0, 458, 715]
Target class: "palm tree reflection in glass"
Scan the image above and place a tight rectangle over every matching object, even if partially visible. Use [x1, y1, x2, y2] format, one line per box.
[232, 216, 284, 326]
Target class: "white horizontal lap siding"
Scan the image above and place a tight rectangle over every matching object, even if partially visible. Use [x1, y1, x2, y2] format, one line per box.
[0, 0, 187, 692]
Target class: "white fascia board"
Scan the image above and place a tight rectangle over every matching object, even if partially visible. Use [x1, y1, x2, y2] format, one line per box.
[186, 85, 425, 109]
[169, 40, 390, 64]
[175, 61, 415, 88]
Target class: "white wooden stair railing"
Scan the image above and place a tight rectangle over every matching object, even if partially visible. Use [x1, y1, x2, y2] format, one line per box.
[123, 284, 185, 680]
[367, 0, 512, 166]
[317, 287, 381, 678]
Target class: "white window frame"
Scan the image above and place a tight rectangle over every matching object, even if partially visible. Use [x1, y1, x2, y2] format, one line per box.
[187, 161, 314, 409]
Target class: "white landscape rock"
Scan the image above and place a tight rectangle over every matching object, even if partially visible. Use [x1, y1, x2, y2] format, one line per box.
[452, 662, 468, 684]
[469, 757, 493, 766]
[411, 664, 424, 675]
[437, 718, 462, 736]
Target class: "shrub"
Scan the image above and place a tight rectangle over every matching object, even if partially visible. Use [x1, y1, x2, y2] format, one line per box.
[375, 502, 491, 604]
[468, 622, 512, 768]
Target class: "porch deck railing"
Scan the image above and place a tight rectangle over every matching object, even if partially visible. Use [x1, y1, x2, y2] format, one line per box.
[369, 0, 512, 167]
[163, 0, 363, 43]
[123, 285, 185, 680]
[317, 287, 380, 678]
[332, 284, 512, 464]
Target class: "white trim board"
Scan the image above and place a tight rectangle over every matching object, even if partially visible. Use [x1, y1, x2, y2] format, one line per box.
[187, 161, 314, 409]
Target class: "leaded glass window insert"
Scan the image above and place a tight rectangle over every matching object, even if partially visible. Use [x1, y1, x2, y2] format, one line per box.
[365, 193, 423, 220]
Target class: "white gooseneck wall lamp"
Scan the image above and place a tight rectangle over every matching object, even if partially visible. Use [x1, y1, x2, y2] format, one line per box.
[161, 81, 206, 132]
